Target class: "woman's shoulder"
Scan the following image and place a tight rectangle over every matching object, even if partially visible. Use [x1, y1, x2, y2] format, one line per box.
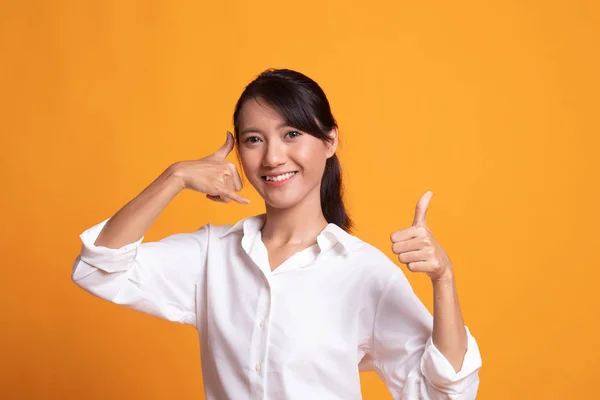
[339, 236, 413, 308]
[344, 234, 408, 281]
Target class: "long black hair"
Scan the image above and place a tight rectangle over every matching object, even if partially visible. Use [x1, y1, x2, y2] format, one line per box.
[232, 68, 353, 232]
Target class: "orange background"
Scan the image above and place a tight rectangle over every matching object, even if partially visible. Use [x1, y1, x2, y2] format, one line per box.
[1, 1, 599, 399]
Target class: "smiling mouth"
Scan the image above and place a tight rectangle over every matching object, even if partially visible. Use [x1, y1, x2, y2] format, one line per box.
[262, 171, 298, 182]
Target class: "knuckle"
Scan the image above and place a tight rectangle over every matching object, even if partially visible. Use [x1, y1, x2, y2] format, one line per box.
[221, 168, 232, 177]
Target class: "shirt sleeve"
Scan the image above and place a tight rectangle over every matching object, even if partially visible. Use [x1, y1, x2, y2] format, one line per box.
[369, 271, 482, 400]
[71, 218, 209, 326]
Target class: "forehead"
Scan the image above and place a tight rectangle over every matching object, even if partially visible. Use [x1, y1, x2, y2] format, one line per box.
[238, 97, 286, 128]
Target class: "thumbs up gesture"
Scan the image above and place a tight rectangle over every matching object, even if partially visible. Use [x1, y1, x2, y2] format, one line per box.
[390, 191, 453, 282]
[173, 131, 250, 204]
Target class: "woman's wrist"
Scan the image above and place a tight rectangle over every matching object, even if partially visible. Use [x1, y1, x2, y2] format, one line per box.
[165, 162, 188, 191]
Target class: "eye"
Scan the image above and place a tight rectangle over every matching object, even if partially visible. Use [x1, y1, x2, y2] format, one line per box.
[285, 130, 302, 139]
[244, 136, 262, 144]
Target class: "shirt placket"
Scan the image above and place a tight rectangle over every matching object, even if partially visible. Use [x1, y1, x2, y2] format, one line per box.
[248, 280, 271, 400]
[246, 231, 272, 400]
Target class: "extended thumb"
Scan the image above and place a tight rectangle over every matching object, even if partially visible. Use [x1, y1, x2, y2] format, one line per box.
[212, 131, 235, 159]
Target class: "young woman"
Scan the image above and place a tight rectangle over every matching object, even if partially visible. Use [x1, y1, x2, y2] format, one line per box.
[72, 69, 482, 399]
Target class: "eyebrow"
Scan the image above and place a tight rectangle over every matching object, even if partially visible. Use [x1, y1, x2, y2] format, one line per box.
[239, 122, 291, 136]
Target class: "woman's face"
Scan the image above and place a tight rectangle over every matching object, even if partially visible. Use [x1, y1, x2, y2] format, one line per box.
[236, 97, 337, 210]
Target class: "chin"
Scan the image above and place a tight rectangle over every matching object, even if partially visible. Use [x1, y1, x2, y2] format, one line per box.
[263, 196, 302, 210]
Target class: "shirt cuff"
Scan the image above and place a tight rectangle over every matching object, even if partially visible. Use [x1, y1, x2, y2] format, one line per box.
[420, 325, 482, 394]
[77, 218, 144, 274]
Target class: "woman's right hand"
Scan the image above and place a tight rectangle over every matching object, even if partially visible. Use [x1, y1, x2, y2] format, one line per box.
[172, 131, 250, 204]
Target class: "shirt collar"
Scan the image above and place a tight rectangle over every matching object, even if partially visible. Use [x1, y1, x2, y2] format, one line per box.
[218, 213, 361, 254]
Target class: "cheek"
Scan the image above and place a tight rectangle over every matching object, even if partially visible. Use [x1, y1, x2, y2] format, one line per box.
[295, 145, 327, 174]
[239, 149, 259, 170]
[239, 150, 262, 183]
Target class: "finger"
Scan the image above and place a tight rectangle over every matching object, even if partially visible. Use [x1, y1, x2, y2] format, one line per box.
[412, 191, 433, 227]
[391, 237, 428, 254]
[397, 249, 430, 264]
[208, 193, 232, 203]
[220, 189, 251, 204]
[222, 172, 236, 192]
[390, 225, 427, 243]
[206, 194, 226, 203]
[227, 164, 244, 191]
[405, 261, 429, 273]
[212, 131, 235, 160]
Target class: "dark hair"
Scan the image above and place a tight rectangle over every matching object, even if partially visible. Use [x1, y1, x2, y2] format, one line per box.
[232, 68, 353, 232]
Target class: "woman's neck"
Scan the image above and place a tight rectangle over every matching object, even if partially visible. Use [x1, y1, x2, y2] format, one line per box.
[261, 191, 328, 247]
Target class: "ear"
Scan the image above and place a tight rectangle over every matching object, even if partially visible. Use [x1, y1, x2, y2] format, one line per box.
[325, 127, 339, 158]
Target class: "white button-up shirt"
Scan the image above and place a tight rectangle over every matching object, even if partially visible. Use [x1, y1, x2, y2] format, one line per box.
[72, 213, 482, 399]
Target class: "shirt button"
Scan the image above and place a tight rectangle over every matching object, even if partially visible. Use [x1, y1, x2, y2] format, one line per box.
[259, 319, 265, 329]
[255, 363, 261, 373]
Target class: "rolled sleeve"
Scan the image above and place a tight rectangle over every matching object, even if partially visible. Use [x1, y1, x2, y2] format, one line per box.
[71, 217, 209, 326]
[420, 325, 482, 396]
[73, 218, 144, 279]
[370, 269, 482, 400]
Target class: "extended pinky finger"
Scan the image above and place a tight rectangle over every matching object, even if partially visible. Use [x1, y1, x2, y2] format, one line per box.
[206, 194, 226, 203]
[222, 190, 251, 205]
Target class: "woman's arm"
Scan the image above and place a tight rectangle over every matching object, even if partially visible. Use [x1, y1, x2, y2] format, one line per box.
[72, 133, 249, 325]
[94, 131, 249, 249]
[368, 267, 481, 400]
[391, 191, 471, 372]
[432, 275, 468, 373]
[382, 191, 481, 398]
[94, 164, 184, 249]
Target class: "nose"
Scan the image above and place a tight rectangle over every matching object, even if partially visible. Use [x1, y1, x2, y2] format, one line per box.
[262, 140, 288, 168]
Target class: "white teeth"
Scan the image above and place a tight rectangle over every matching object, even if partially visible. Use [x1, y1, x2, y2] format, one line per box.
[265, 171, 296, 182]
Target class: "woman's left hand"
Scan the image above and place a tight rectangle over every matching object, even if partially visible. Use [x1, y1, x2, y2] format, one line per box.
[390, 191, 454, 282]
